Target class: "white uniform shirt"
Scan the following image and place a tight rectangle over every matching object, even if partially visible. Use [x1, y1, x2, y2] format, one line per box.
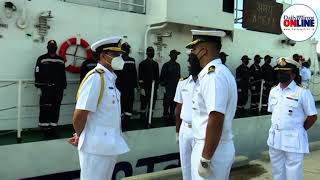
[300, 67, 311, 88]
[192, 59, 237, 141]
[267, 81, 317, 153]
[76, 63, 129, 156]
[174, 75, 198, 123]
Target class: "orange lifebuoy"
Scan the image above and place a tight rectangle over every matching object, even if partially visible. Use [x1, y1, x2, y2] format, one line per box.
[59, 37, 93, 73]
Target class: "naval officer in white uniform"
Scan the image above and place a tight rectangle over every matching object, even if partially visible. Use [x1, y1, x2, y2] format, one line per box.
[186, 30, 237, 179]
[174, 54, 202, 180]
[268, 57, 317, 180]
[68, 37, 130, 180]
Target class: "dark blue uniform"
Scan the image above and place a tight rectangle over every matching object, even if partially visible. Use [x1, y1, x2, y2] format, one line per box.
[160, 60, 180, 125]
[261, 63, 273, 114]
[236, 64, 250, 117]
[80, 59, 97, 82]
[249, 63, 263, 115]
[35, 53, 66, 128]
[115, 55, 137, 129]
[138, 58, 159, 127]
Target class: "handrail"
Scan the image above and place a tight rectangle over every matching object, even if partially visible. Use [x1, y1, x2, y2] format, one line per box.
[0, 79, 80, 143]
[0, 79, 80, 82]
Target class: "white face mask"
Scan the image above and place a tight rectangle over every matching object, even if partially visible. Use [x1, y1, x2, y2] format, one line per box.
[106, 55, 125, 70]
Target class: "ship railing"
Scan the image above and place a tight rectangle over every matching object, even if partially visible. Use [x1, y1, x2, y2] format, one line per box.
[0, 79, 79, 143]
[0, 78, 167, 142]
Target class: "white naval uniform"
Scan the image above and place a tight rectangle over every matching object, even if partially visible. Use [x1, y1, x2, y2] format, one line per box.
[267, 81, 317, 180]
[76, 63, 130, 180]
[191, 59, 237, 180]
[300, 66, 311, 88]
[174, 75, 197, 180]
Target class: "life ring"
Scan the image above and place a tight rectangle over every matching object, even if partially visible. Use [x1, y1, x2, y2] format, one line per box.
[59, 38, 93, 73]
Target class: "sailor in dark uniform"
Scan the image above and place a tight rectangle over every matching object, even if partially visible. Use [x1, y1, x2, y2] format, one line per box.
[34, 40, 67, 138]
[115, 42, 138, 131]
[80, 58, 97, 82]
[138, 47, 159, 128]
[249, 54, 263, 116]
[160, 49, 181, 126]
[235, 55, 251, 117]
[261, 55, 273, 114]
[219, 52, 229, 65]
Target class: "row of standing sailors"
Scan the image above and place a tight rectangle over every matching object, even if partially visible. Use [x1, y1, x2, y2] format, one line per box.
[34, 39, 312, 138]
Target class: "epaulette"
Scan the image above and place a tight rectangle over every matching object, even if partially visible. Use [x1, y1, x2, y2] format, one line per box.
[95, 68, 105, 74]
[208, 65, 215, 74]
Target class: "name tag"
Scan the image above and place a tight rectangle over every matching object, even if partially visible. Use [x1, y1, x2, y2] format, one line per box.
[182, 89, 188, 92]
[109, 87, 114, 89]
[286, 96, 298, 101]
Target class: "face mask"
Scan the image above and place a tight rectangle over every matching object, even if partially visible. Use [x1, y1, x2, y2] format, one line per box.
[255, 60, 261, 64]
[266, 59, 271, 64]
[188, 53, 202, 76]
[147, 52, 155, 59]
[278, 72, 291, 83]
[106, 54, 125, 70]
[47, 46, 57, 54]
[221, 58, 226, 64]
[111, 56, 125, 70]
[243, 60, 249, 65]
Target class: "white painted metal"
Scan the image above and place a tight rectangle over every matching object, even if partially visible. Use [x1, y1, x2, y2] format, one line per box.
[148, 80, 155, 126]
[17, 80, 22, 141]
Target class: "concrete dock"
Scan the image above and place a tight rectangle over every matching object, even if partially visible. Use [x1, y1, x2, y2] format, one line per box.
[231, 150, 320, 180]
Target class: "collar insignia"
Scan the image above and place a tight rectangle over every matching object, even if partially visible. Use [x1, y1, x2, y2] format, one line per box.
[208, 65, 215, 73]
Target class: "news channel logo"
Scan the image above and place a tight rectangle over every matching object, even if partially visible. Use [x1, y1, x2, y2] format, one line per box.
[280, 4, 318, 42]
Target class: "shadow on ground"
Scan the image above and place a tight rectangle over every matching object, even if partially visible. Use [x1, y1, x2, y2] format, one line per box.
[230, 164, 268, 180]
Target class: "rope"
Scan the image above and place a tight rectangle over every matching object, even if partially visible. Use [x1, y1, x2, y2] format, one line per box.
[0, 102, 76, 112]
[0, 106, 17, 112]
[23, 102, 75, 108]
[0, 82, 17, 88]
[0, 130, 16, 136]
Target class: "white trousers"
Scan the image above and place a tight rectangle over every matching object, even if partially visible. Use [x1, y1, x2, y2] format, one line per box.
[79, 150, 117, 180]
[269, 147, 304, 180]
[179, 121, 194, 180]
[191, 140, 235, 180]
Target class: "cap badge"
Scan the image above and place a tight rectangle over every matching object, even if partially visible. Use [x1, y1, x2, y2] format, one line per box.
[279, 58, 287, 67]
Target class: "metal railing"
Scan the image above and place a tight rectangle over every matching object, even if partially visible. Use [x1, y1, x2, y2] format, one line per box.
[0, 78, 169, 142]
[0, 79, 80, 142]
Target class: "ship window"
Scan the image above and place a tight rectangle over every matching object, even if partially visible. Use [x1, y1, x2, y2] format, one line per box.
[223, 0, 234, 13]
[62, 0, 146, 14]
